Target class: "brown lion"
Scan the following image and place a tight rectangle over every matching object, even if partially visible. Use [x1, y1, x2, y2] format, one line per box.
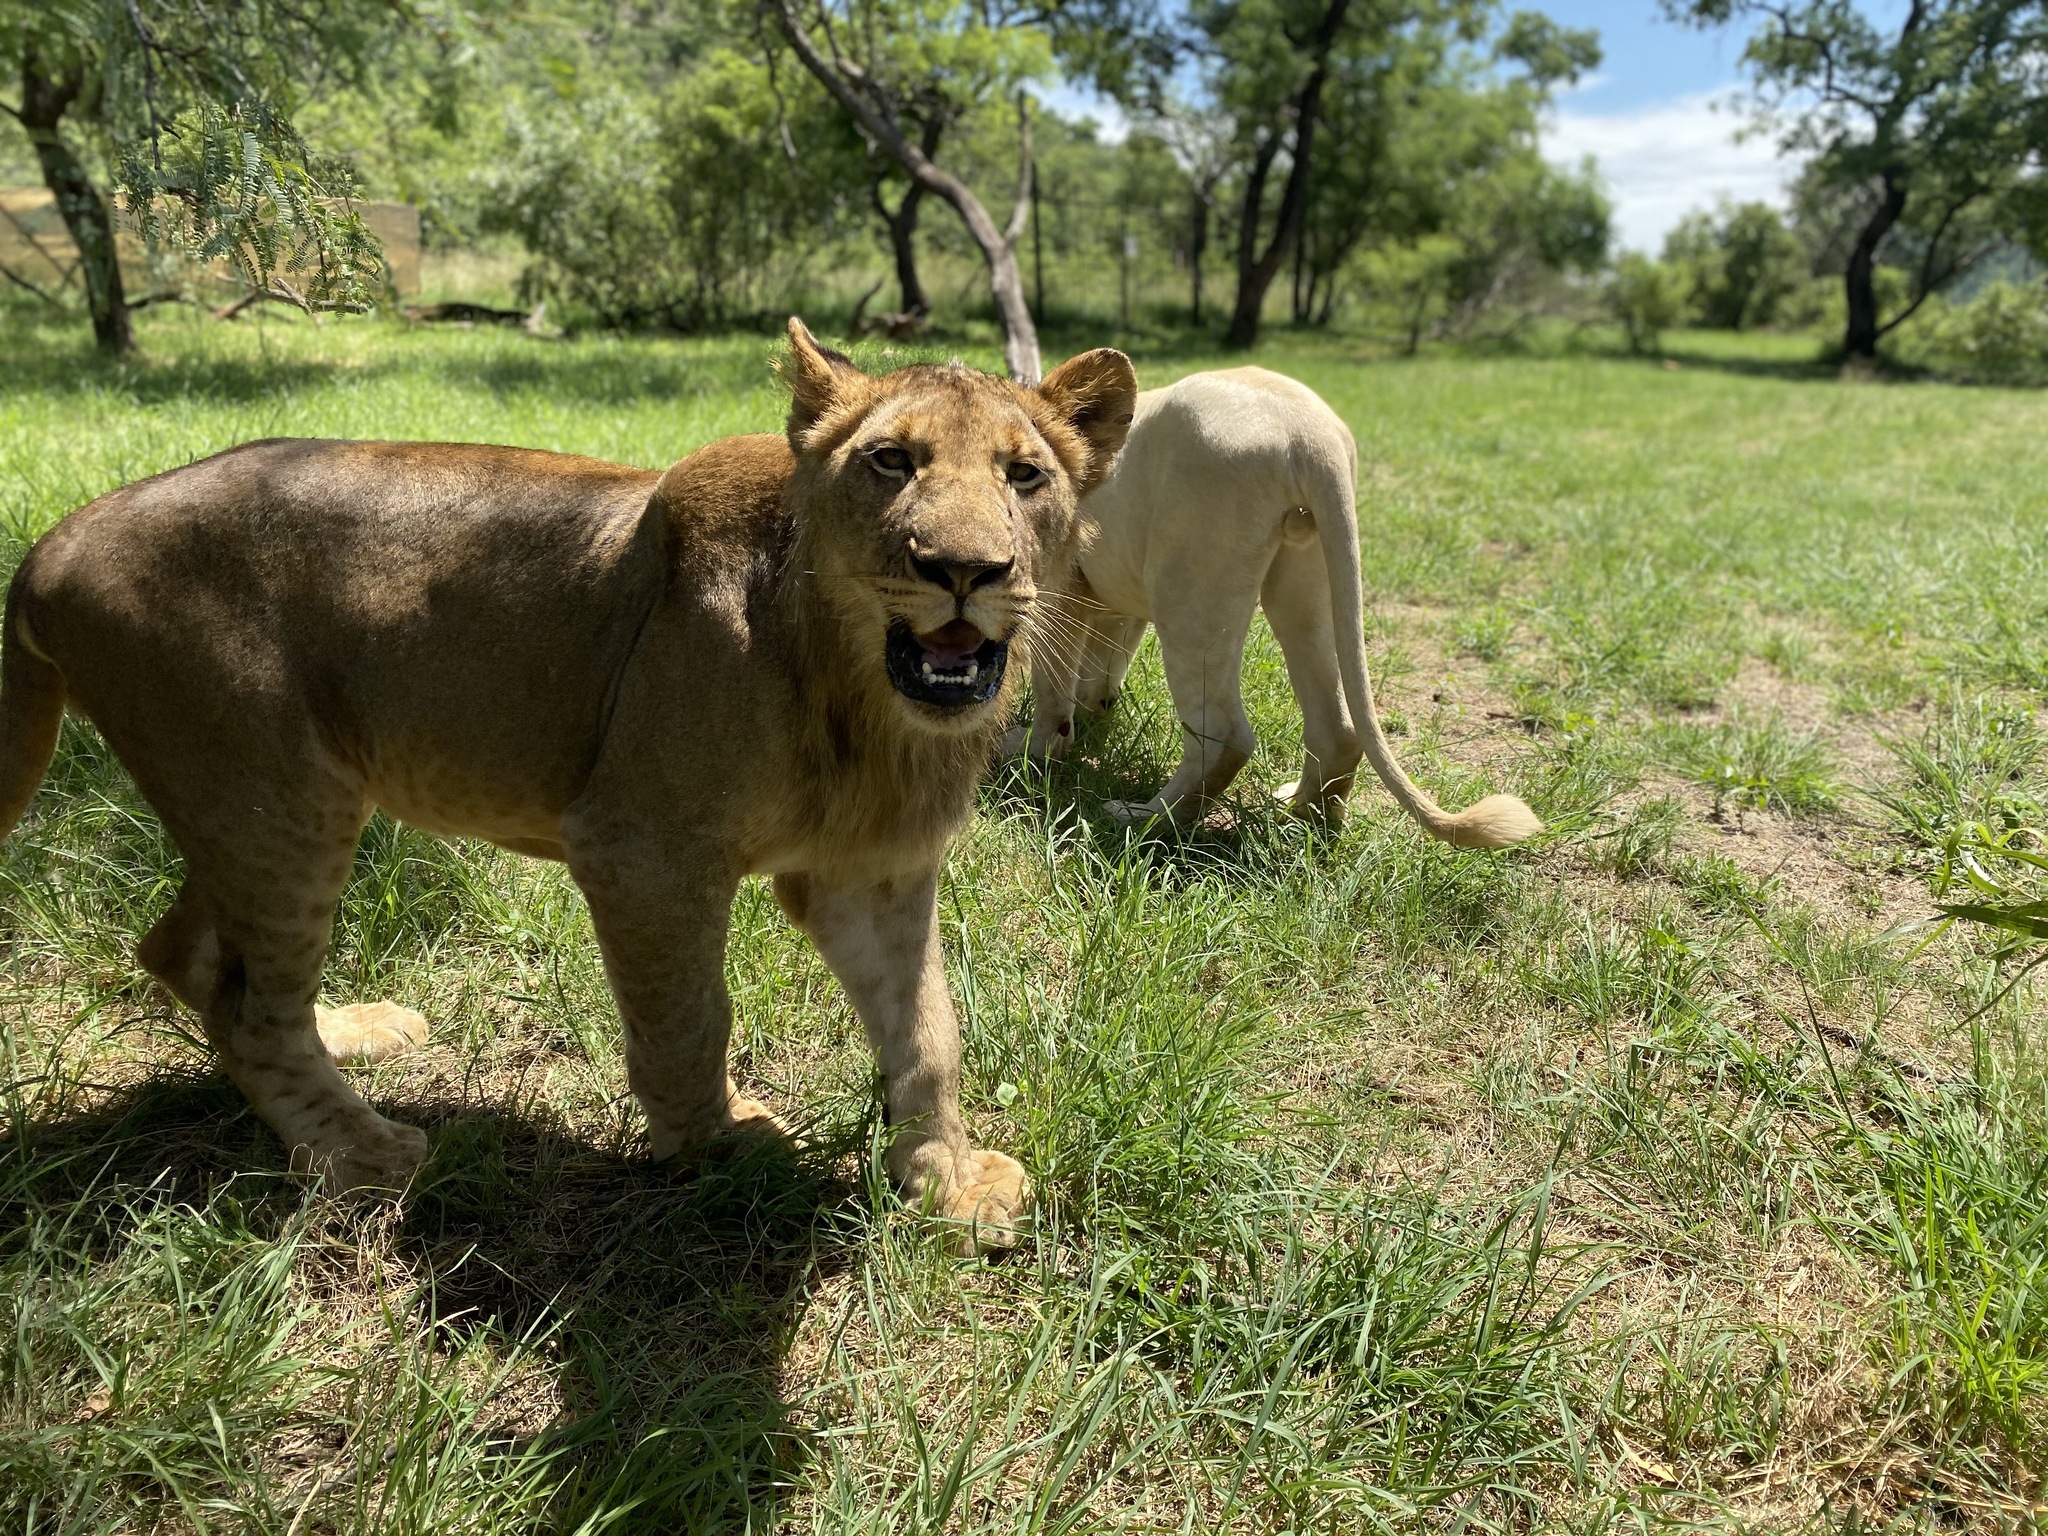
[0, 320, 1137, 1250]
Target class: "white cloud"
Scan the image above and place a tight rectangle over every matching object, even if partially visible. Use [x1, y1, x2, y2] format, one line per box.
[1544, 89, 1792, 253]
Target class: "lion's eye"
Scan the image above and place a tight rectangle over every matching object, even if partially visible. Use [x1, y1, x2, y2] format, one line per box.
[870, 446, 913, 478]
[1006, 460, 1046, 489]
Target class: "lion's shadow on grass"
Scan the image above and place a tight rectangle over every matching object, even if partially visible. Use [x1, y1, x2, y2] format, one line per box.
[1, 1067, 864, 1533]
[983, 734, 1331, 887]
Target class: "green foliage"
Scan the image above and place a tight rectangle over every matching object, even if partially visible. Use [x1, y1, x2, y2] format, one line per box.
[1589, 795, 1686, 875]
[1653, 711, 1839, 817]
[480, 54, 870, 329]
[1605, 252, 1685, 354]
[1662, 199, 1807, 330]
[1197, 0, 1609, 337]
[1907, 278, 2048, 384]
[0, 0, 399, 310]
[1872, 692, 2042, 852]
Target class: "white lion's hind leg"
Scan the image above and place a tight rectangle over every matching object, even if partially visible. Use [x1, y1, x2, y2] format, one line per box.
[317, 1002, 430, 1064]
[1262, 541, 1363, 829]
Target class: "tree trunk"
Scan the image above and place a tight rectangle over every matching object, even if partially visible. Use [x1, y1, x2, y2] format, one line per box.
[877, 181, 930, 314]
[1291, 221, 1307, 323]
[1188, 184, 1208, 326]
[1031, 164, 1045, 323]
[1224, 0, 1352, 349]
[872, 117, 946, 315]
[1224, 134, 1284, 347]
[20, 47, 133, 356]
[774, 3, 1040, 380]
[1843, 174, 1906, 362]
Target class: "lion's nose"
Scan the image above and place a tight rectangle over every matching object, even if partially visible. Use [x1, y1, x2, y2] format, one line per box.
[908, 543, 1014, 596]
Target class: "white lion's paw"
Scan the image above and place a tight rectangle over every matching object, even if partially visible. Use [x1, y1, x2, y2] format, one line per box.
[645, 1092, 795, 1162]
[317, 1002, 430, 1065]
[1101, 798, 1171, 827]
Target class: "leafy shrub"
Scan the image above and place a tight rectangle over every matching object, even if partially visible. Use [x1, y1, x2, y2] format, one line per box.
[1662, 200, 1806, 331]
[1606, 254, 1685, 354]
[1873, 693, 2042, 850]
[1654, 711, 1838, 817]
[1913, 280, 2048, 384]
[1590, 795, 1686, 875]
[480, 55, 869, 329]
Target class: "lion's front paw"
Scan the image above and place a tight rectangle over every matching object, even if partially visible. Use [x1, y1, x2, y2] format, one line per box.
[300, 1116, 430, 1194]
[317, 1002, 430, 1064]
[938, 1149, 1034, 1255]
[646, 1091, 794, 1161]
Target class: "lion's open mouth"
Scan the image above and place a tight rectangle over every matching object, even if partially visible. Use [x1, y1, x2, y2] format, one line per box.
[885, 619, 1007, 710]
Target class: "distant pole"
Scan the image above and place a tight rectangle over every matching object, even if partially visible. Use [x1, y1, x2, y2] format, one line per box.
[1031, 164, 1045, 324]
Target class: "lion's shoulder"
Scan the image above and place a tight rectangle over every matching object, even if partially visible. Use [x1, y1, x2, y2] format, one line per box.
[646, 433, 795, 593]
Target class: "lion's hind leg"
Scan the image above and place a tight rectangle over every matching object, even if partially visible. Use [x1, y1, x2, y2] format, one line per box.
[1261, 539, 1364, 829]
[137, 776, 428, 1192]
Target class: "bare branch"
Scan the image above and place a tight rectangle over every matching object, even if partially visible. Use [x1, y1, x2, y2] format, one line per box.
[0, 258, 65, 308]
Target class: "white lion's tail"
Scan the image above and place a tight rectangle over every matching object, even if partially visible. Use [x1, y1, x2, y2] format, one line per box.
[1303, 434, 1542, 850]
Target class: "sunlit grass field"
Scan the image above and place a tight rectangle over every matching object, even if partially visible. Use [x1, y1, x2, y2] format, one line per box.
[2, 302, 2044, 1531]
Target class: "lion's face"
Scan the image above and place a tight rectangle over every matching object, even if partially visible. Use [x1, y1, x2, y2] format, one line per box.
[781, 321, 1137, 734]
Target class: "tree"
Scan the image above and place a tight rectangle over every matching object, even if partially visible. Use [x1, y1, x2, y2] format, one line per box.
[0, 1, 395, 354]
[872, 120, 944, 315]
[1198, 0, 1356, 347]
[1193, 0, 1598, 347]
[1151, 101, 1232, 325]
[1292, 11, 1603, 330]
[1667, 0, 2048, 362]
[1662, 199, 1805, 329]
[769, 0, 1053, 379]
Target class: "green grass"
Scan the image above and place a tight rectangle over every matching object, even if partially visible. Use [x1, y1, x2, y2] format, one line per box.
[2, 300, 2046, 1531]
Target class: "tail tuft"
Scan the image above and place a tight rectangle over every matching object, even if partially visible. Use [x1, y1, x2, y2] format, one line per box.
[1436, 794, 1543, 850]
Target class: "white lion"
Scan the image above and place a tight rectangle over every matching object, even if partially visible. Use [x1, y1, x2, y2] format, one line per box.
[1019, 366, 1541, 847]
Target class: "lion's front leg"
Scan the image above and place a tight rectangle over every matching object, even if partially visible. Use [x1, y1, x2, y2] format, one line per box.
[570, 843, 786, 1159]
[775, 867, 1030, 1253]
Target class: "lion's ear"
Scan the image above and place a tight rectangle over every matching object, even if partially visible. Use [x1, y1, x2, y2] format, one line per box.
[1037, 348, 1137, 492]
[778, 317, 873, 447]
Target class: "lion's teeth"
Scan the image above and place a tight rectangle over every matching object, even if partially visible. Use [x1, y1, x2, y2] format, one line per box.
[964, 662, 979, 682]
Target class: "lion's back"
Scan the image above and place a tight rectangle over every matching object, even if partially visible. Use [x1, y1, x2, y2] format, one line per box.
[1077, 370, 1353, 607]
[14, 438, 671, 822]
